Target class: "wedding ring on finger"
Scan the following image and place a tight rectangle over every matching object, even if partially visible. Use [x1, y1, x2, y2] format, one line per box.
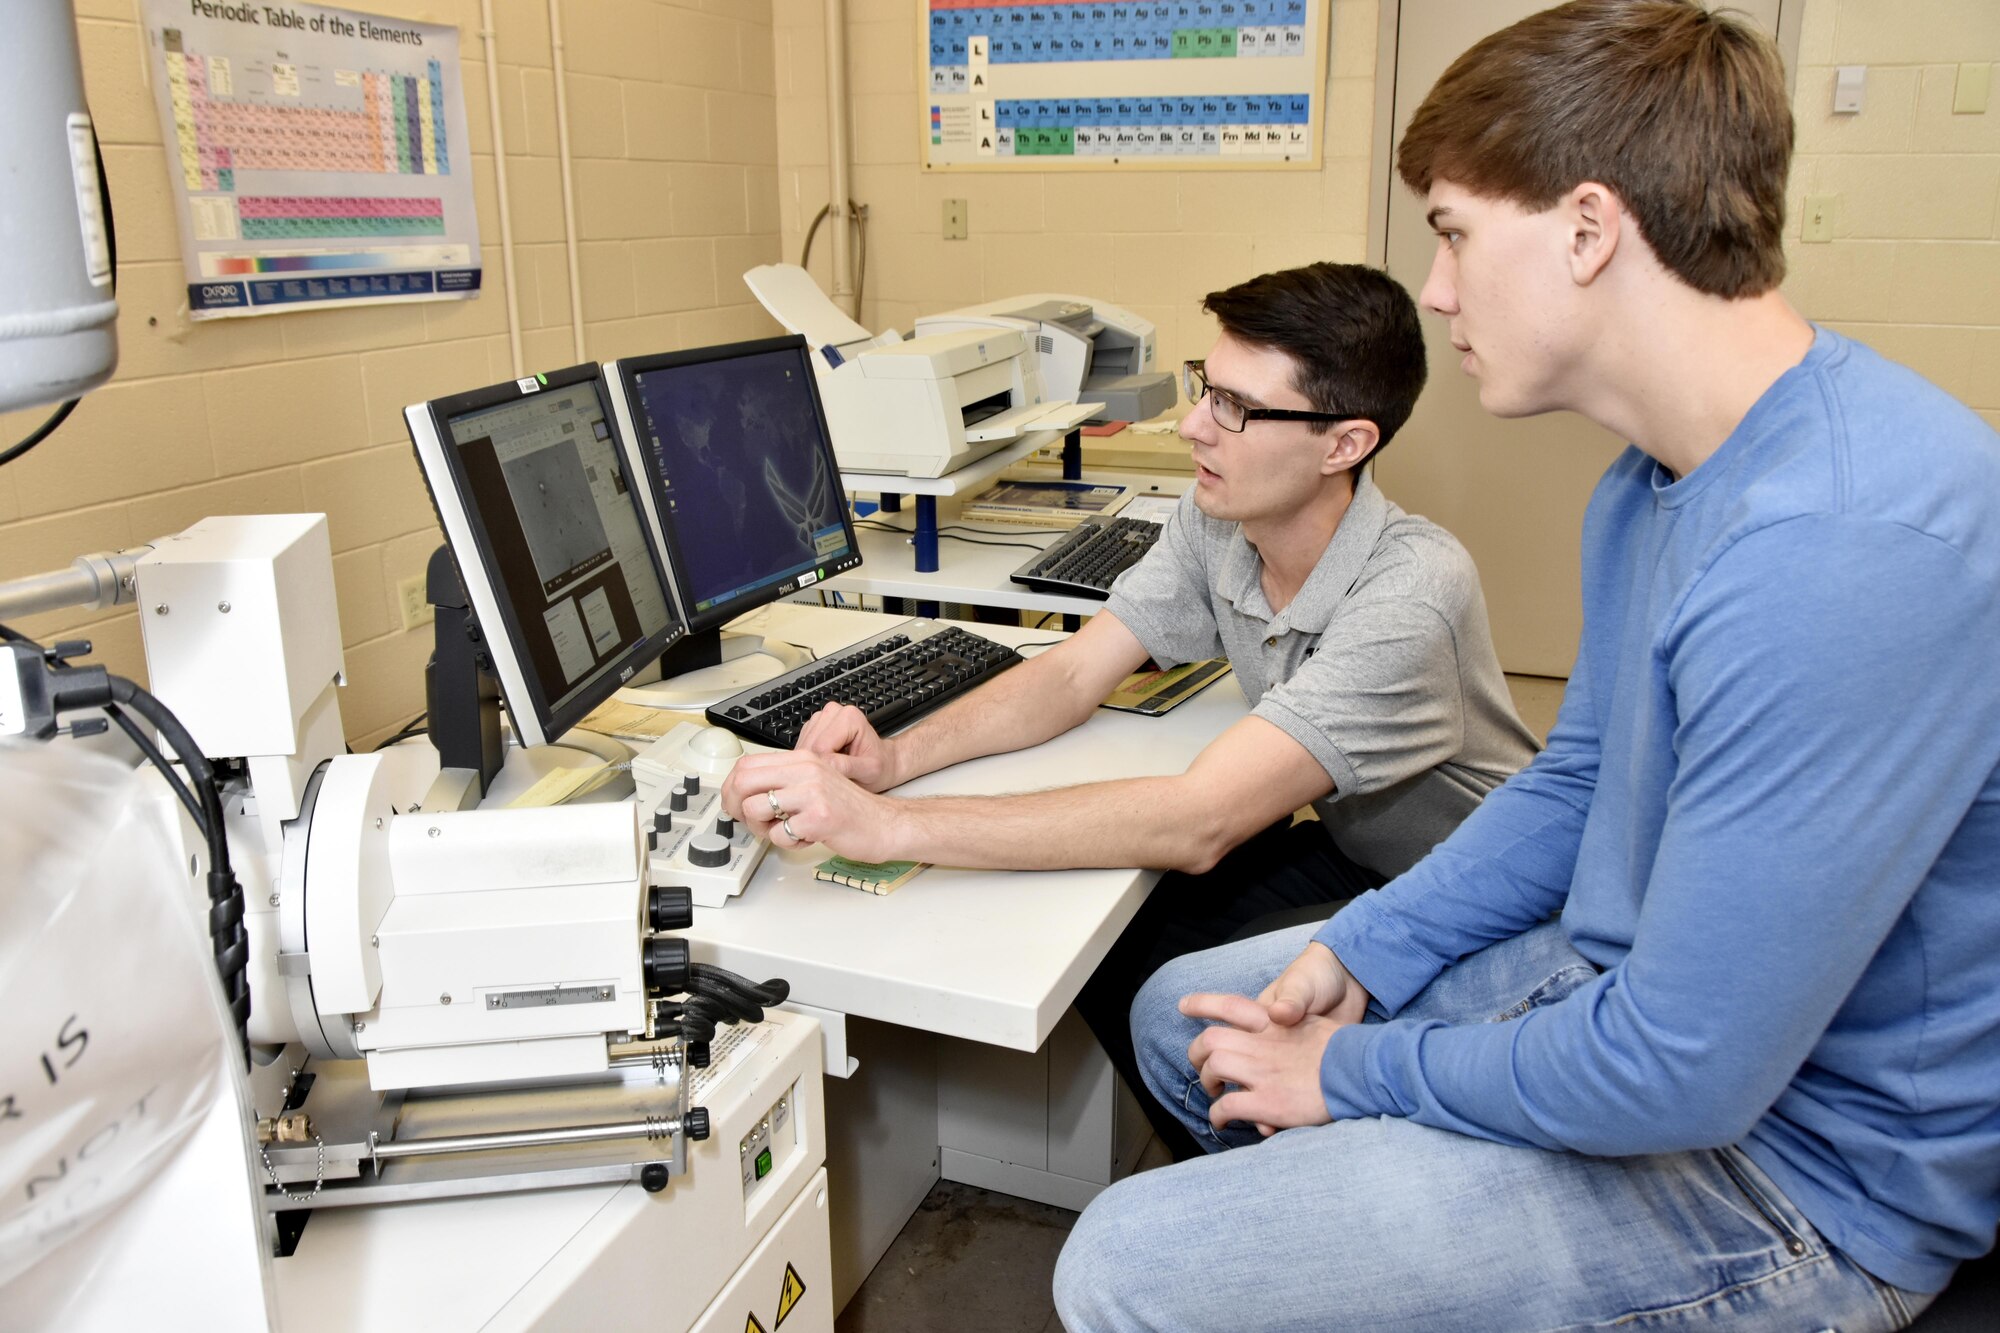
[781, 816, 808, 845]
[767, 789, 786, 821]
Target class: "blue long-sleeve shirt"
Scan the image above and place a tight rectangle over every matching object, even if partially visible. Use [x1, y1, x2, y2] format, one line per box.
[1314, 328, 2000, 1293]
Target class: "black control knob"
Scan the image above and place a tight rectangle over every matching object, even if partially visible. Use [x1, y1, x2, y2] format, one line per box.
[653, 808, 673, 833]
[687, 833, 731, 869]
[683, 1107, 710, 1142]
[686, 1041, 711, 1068]
[684, 774, 702, 796]
[646, 828, 661, 852]
[669, 787, 689, 812]
[648, 885, 694, 933]
[639, 1162, 671, 1193]
[643, 936, 689, 994]
[716, 814, 736, 839]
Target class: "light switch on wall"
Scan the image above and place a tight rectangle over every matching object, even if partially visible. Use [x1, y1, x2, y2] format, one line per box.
[1833, 65, 1866, 114]
[1954, 63, 1991, 115]
[1801, 195, 1837, 243]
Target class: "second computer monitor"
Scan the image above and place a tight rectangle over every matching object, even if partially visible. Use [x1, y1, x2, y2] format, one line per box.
[607, 336, 861, 641]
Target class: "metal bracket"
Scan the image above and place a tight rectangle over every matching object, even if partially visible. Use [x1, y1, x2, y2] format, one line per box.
[776, 999, 858, 1078]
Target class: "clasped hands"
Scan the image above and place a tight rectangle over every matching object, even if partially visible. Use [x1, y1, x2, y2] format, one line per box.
[1181, 941, 1372, 1136]
[720, 702, 905, 861]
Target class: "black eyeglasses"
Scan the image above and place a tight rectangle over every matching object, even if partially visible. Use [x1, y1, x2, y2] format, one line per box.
[1181, 360, 1359, 434]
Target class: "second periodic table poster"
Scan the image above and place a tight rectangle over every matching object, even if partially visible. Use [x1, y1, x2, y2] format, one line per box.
[922, 0, 1331, 171]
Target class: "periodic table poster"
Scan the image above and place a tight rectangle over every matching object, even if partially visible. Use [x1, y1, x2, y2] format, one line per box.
[140, 1, 481, 319]
[922, 0, 1330, 171]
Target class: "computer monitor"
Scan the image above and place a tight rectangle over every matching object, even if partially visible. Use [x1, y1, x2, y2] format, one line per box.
[405, 363, 686, 752]
[604, 335, 863, 703]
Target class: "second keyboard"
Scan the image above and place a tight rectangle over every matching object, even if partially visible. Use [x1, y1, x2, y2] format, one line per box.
[1010, 515, 1163, 599]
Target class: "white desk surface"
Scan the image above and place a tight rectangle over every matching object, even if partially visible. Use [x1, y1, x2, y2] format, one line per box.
[682, 603, 1245, 1053]
[827, 467, 1192, 615]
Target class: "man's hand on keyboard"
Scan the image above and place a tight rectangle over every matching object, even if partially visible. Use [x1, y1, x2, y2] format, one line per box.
[794, 702, 902, 791]
[721, 748, 902, 862]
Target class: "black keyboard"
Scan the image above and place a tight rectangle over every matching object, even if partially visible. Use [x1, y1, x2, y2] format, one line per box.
[1009, 514, 1162, 599]
[706, 620, 1023, 748]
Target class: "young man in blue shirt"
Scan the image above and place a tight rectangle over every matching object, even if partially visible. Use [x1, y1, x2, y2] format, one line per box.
[1055, 3, 2000, 1329]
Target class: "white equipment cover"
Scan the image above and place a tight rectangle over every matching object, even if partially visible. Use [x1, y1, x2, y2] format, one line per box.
[0, 741, 272, 1330]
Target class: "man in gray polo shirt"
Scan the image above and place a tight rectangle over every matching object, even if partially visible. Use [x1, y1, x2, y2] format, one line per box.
[722, 262, 1535, 1151]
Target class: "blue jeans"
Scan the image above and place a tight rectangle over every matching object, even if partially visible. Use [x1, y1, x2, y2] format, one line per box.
[1054, 919, 1932, 1332]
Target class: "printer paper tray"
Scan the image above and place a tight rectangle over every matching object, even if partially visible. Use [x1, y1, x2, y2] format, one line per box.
[963, 400, 1105, 443]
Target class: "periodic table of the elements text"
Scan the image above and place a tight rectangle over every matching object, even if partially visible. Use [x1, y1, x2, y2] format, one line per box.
[141, 1, 482, 318]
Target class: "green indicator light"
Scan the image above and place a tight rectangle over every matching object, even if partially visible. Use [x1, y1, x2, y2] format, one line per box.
[755, 1147, 773, 1179]
[536, 372, 548, 385]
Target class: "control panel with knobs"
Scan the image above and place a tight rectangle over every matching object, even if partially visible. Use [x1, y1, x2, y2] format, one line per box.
[632, 721, 778, 907]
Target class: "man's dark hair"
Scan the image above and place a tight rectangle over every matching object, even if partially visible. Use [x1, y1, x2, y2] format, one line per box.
[1201, 262, 1427, 465]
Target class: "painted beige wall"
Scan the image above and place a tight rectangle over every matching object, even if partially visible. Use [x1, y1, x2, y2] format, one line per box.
[772, 0, 1382, 371]
[1783, 1, 2000, 437]
[2, 0, 1991, 750]
[0, 0, 783, 748]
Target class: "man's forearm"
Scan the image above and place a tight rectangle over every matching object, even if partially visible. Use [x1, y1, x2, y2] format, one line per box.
[885, 775, 1237, 873]
[886, 645, 1103, 786]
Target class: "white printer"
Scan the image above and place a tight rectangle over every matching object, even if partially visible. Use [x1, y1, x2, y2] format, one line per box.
[916, 294, 1178, 425]
[744, 264, 1099, 478]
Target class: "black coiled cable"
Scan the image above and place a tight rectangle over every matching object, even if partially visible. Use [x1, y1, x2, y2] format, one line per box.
[110, 677, 250, 1061]
[671, 964, 790, 1048]
[2, 626, 250, 1066]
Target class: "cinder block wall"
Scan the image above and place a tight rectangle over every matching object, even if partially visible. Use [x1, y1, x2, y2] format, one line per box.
[1782, 1, 2000, 435]
[0, 0, 783, 748]
[2, 0, 1992, 749]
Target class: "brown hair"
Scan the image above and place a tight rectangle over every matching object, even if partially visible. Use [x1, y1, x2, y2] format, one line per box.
[1396, 0, 1793, 298]
[1202, 263, 1428, 461]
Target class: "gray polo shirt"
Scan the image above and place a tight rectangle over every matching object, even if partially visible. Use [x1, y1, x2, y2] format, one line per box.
[1104, 470, 1538, 877]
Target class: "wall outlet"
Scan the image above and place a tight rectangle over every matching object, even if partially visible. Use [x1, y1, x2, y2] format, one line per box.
[397, 574, 435, 630]
[943, 198, 968, 241]
[1801, 194, 1837, 244]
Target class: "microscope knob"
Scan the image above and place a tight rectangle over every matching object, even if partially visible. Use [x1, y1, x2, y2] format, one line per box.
[648, 885, 694, 932]
[643, 936, 690, 994]
[716, 814, 736, 839]
[684, 1107, 711, 1142]
[639, 1162, 671, 1193]
[687, 833, 731, 869]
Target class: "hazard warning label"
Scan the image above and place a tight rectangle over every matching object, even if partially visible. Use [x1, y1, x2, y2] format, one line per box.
[775, 1262, 808, 1326]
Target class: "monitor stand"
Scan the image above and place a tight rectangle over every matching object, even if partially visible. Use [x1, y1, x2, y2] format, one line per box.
[478, 727, 634, 808]
[614, 625, 811, 712]
[423, 546, 635, 807]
